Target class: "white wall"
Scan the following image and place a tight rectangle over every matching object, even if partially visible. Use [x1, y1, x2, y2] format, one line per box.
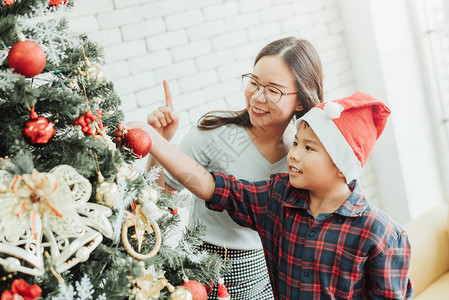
[69, 0, 356, 136]
[68, 0, 391, 213]
[340, 0, 447, 223]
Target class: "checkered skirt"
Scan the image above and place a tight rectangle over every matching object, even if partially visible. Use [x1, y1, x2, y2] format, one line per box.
[200, 243, 274, 300]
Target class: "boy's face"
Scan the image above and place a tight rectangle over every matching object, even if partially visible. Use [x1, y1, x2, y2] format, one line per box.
[287, 122, 345, 191]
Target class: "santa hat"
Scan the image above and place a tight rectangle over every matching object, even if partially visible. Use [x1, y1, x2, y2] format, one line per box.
[217, 278, 230, 300]
[298, 91, 390, 184]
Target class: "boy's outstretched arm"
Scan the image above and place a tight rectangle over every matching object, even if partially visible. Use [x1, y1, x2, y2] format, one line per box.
[126, 121, 215, 201]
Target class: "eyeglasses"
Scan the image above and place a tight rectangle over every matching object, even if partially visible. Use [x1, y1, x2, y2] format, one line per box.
[241, 73, 298, 103]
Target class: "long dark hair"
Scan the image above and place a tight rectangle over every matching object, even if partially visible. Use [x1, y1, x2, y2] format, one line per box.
[198, 37, 323, 130]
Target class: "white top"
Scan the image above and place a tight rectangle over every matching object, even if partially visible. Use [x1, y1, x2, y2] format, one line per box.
[165, 124, 288, 250]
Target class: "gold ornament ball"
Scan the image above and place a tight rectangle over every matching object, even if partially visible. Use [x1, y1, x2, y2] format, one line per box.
[96, 180, 119, 207]
[171, 287, 193, 300]
[86, 62, 105, 83]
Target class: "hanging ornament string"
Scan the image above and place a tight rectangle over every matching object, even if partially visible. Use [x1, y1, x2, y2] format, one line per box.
[44, 251, 63, 283]
[80, 44, 89, 106]
[217, 244, 231, 300]
[93, 152, 119, 208]
[93, 152, 100, 174]
[82, 84, 89, 107]
[79, 44, 105, 87]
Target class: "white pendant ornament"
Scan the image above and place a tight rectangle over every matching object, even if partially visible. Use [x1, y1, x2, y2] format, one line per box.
[141, 200, 166, 224]
[140, 186, 166, 223]
[140, 186, 159, 203]
[0, 165, 113, 275]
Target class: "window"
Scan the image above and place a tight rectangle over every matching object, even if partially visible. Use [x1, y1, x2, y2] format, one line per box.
[413, 0, 449, 141]
[412, 0, 449, 196]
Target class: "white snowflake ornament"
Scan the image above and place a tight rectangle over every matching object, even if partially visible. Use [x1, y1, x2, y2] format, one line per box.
[0, 165, 113, 275]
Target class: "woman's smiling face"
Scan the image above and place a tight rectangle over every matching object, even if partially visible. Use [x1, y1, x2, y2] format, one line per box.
[245, 55, 302, 129]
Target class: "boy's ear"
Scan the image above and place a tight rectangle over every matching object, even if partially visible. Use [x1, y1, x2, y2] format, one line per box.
[337, 170, 345, 179]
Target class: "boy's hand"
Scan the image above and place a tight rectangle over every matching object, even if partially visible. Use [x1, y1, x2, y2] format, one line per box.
[147, 80, 179, 141]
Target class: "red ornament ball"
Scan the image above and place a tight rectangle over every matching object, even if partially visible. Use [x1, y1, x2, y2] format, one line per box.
[23, 112, 55, 145]
[180, 280, 207, 300]
[123, 128, 152, 158]
[49, 0, 67, 6]
[7, 41, 46, 78]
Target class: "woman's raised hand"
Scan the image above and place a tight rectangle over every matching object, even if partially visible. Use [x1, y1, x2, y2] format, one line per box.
[147, 80, 179, 141]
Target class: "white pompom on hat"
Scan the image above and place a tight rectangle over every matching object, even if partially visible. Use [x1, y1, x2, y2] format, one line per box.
[297, 91, 391, 183]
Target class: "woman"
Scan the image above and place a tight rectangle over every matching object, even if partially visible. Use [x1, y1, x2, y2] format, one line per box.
[147, 37, 323, 299]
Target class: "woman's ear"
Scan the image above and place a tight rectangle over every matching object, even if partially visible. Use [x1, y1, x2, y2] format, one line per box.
[295, 104, 303, 112]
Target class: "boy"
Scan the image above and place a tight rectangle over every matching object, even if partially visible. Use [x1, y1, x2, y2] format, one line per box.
[133, 91, 413, 299]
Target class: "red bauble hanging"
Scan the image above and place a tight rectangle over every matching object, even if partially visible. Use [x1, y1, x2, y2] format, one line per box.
[49, 0, 67, 6]
[23, 109, 55, 145]
[180, 278, 208, 300]
[7, 40, 46, 78]
[123, 128, 152, 158]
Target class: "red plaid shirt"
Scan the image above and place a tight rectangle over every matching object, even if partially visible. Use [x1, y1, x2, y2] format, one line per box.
[207, 172, 413, 299]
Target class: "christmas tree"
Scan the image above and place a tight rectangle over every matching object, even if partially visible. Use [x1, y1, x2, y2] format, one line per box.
[0, 0, 226, 298]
